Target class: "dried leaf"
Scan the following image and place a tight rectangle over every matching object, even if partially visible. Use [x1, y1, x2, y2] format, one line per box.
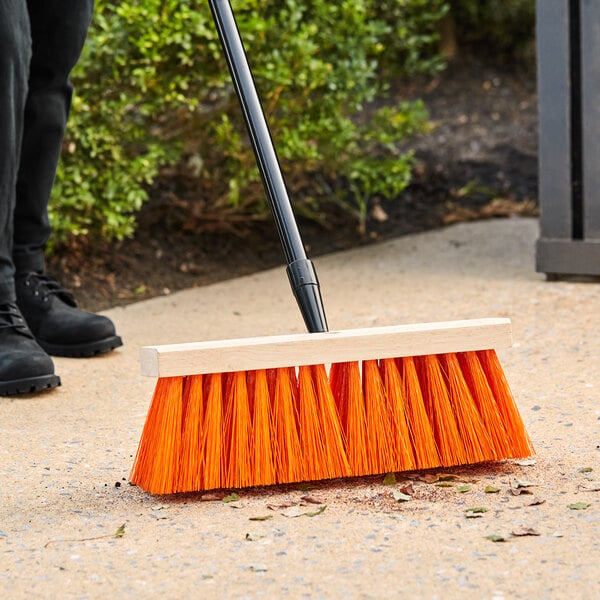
[512, 525, 540, 537]
[514, 459, 536, 467]
[114, 524, 126, 538]
[435, 482, 454, 488]
[223, 493, 240, 503]
[486, 534, 506, 542]
[249, 564, 268, 572]
[513, 479, 536, 489]
[568, 502, 590, 510]
[371, 204, 389, 222]
[524, 496, 546, 506]
[398, 483, 415, 496]
[151, 504, 170, 511]
[201, 493, 223, 502]
[383, 472, 397, 486]
[267, 501, 297, 510]
[393, 491, 411, 502]
[485, 485, 500, 494]
[457, 485, 471, 493]
[579, 467, 593, 474]
[301, 495, 325, 505]
[249, 515, 273, 522]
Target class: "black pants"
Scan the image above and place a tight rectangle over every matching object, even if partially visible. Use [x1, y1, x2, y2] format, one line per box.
[0, 0, 93, 303]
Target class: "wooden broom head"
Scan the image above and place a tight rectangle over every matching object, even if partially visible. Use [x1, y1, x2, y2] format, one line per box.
[140, 318, 513, 378]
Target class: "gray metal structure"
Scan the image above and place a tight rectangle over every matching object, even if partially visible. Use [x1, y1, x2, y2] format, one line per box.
[536, 0, 600, 276]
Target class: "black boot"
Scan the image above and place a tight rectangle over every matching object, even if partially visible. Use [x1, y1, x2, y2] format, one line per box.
[16, 272, 123, 358]
[0, 303, 60, 395]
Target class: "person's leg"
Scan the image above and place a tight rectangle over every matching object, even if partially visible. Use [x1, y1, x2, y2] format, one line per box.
[15, 0, 122, 358]
[13, 0, 94, 271]
[0, 0, 31, 302]
[0, 0, 59, 395]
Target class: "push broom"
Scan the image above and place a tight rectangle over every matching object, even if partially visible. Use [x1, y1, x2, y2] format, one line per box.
[130, 0, 533, 495]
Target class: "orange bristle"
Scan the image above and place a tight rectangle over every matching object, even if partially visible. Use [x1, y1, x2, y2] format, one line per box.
[130, 376, 183, 495]
[250, 369, 276, 486]
[223, 371, 253, 488]
[329, 362, 347, 429]
[477, 350, 534, 457]
[177, 375, 204, 492]
[298, 365, 328, 481]
[439, 353, 496, 463]
[202, 372, 224, 490]
[266, 368, 277, 398]
[458, 351, 512, 459]
[312, 364, 351, 479]
[336, 362, 369, 476]
[397, 357, 441, 470]
[380, 358, 416, 472]
[246, 370, 257, 420]
[362, 360, 397, 475]
[272, 367, 303, 483]
[416, 354, 468, 466]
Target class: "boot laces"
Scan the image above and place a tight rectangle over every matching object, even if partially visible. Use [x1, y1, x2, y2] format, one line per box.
[22, 273, 76, 305]
[0, 303, 34, 338]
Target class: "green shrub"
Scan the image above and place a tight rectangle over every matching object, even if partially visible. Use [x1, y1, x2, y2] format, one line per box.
[52, 0, 448, 245]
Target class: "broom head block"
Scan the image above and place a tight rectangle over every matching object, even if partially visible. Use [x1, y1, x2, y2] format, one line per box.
[140, 318, 512, 378]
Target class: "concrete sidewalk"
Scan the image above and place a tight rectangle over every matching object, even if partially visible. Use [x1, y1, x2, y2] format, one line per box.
[1, 217, 599, 599]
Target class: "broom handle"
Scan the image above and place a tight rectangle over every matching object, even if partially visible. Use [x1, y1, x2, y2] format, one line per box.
[208, 0, 328, 333]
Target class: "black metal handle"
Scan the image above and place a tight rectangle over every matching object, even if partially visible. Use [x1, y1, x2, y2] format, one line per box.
[208, 0, 328, 333]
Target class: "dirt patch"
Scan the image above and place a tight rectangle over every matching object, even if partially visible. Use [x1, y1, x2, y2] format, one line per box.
[47, 56, 538, 313]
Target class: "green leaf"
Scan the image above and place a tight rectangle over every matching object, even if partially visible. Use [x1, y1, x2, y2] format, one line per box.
[383, 472, 397, 486]
[486, 534, 506, 543]
[568, 502, 590, 510]
[465, 507, 488, 518]
[305, 505, 327, 517]
[249, 515, 273, 522]
[114, 524, 126, 538]
[223, 493, 240, 503]
[438, 474, 459, 481]
[457, 485, 471, 493]
[435, 482, 453, 488]
[485, 485, 500, 494]
[579, 467, 593, 473]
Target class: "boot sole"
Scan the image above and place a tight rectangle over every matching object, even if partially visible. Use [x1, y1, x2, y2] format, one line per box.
[38, 335, 123, 358]
[0, 374, 61, 396]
